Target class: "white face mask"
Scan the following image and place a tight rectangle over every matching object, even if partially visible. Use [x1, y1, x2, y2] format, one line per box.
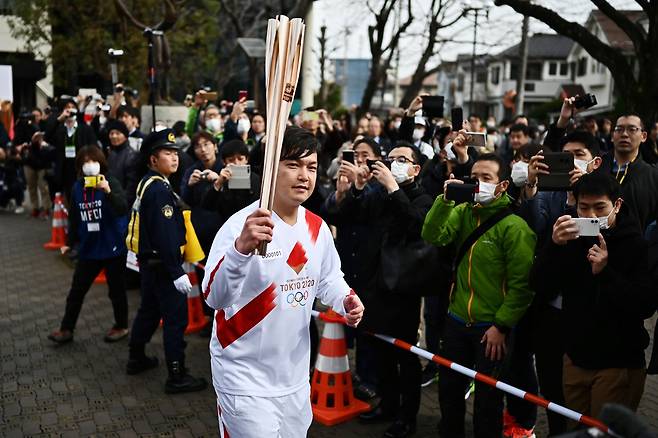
[412, 128, 425, 141]
[237, 118, 251, 135]
[390, 160, 411, 184]
[99, 115, 107, 126]
[444, 142, 457, 161]
[574, 158, 594, 173]
[393, 120, 401, 130]
[475, 181, 498, 205]
[511, 161, 529, 186]
[598, 207, 617, 230]
[82, 161, 100, 176]
[206, 118, 222, 133]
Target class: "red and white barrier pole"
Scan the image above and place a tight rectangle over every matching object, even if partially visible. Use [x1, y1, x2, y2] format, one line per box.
[310, 310, 615, 436]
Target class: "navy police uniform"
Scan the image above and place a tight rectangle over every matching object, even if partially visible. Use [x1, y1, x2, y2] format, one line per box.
[129, 168, 188, 362]
[127, 129, 206, 393]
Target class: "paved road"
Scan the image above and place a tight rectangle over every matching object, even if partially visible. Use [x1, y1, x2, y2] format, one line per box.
[1, 211, 657, 437]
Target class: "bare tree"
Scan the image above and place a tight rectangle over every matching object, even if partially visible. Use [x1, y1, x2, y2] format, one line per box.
[494, 0, 658, 123]
[360, 0, 414, 114]
[398, 0, 463, 108]
[216, 0, 313, 100]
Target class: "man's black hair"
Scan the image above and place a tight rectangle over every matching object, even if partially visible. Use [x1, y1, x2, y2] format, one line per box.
[281, 125, 319, 161]
[573, 171, 621, 203]
[475, 153, 509, 181]
[118, 105, 140, 121]
[392, 140, 422, 164]
[32, 107, 43, 115]
[510, 123, 530, 136]
[615, 113, 645, 130]
[517, 143, 541, 161]
[353, 137, 382, 158]
[559, 130, 601, 157]
[172, 120, 186, 137]
[221, 139, 249, 161]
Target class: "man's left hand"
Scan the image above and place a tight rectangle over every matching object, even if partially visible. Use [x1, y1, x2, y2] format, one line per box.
[481, 325, 506, 361]
[343, 294, 364, 327]
[588, 233, 608, 275]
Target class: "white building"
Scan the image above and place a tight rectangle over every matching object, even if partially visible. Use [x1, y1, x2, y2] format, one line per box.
[0, 3, 53, 111]
[487, 33, 573, 121]
[567, 10, 644, 116]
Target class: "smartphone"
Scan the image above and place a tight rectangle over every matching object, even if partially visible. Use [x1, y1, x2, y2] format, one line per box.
[342, 150, 355, 164]
[538, 152, 574, 191]
[445, 177, 478, 204]
[204, 91, 218, 101]
[573, 217, 600, 237]
[465, 132, 486, 147]
[238, 90, 248, 101]
[228, 165, 251, 190]
[451, 107, 463, 132]
[421, 95, 444, 118]
[366, 159, 391, 171]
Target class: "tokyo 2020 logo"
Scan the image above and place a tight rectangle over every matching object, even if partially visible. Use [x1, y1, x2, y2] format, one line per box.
[287, 290, 309, 307]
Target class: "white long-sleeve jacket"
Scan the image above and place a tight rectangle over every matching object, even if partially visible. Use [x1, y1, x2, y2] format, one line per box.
[202, 201, 352, 397]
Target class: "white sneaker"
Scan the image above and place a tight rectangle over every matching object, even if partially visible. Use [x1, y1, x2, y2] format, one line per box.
[14, 206, 25, 214]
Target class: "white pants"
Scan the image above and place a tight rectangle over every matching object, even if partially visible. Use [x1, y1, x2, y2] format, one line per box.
[217, 385, 312, 438]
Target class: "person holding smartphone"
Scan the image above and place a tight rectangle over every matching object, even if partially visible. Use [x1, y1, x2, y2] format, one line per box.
[200, 139, 261, 226]
[48, 146, 130, 344]
[531, 171, 656, 422]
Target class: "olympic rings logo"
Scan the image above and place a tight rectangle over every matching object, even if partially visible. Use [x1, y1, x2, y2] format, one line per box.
[287, 290, 309, 307]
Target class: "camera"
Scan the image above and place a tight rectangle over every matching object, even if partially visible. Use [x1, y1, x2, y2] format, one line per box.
[573, 93, 597, 110]
[445, 177, 478, 204]
[108, 48, 124, 58]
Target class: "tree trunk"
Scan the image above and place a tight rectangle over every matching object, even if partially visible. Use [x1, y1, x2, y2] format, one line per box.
[359, 63, 383, 116]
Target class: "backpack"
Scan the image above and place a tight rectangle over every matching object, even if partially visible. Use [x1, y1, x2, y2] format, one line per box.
[125, 175, 164, 254]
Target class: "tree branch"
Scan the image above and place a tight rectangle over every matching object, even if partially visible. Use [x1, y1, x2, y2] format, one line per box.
[494, 0, 635, 84]
[589, 0, 645, 52]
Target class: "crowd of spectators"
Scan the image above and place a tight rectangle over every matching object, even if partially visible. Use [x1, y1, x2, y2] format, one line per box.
[1, 86, 658, 438]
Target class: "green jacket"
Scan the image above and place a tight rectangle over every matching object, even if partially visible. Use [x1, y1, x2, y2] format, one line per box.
[422, 194, 536, 328]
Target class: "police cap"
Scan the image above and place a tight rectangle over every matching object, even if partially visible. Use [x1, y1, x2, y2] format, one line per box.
[141, 128, 179, 158]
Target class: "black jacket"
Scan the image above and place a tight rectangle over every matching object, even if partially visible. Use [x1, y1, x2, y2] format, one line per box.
[53, 123, 98, 191]
[107, 140, 140, 207]
[200, 171, 261, 231]
[599, 153, 658, 231]
[531, 206, 657, 369]
[335, 180, 434, 337]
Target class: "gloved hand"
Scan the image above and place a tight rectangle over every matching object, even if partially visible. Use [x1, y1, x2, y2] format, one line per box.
[173, 274, 193, 295]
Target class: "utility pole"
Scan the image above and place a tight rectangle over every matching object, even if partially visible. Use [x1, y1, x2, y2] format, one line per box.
[516, 12, 530, 115]
[469, 8, 479, 117]
[393, 0, 402, 107]
[318, 25, 328, 104]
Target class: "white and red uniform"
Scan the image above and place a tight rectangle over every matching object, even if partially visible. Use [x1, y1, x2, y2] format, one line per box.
[202, 202, 352, 437]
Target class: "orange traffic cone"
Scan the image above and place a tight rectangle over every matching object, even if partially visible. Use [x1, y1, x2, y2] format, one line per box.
[44, 193, 68, 250]
[93, 269, 107, 284]
[311, 310, 370, 426]
[183, 262, 207, 334]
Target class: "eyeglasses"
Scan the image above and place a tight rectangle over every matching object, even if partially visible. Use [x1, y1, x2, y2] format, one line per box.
[613, 125, 642, 134]
[388, 156, 417, 165]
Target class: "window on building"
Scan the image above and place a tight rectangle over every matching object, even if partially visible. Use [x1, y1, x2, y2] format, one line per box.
[526, 62, 542, 80]
[524, 82, 535, 92]
[560, 62, 569, 76]
[457, 74, 464, 91]
[476, 70, 487, 83]
[510, 62, 519, 80]
[490, 66, 500, 85]
[577, 57, 588, 76]
[548, 62, 557, 76]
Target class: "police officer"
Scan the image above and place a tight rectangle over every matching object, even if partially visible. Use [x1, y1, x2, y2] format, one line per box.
[126, 129, 207, 394]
